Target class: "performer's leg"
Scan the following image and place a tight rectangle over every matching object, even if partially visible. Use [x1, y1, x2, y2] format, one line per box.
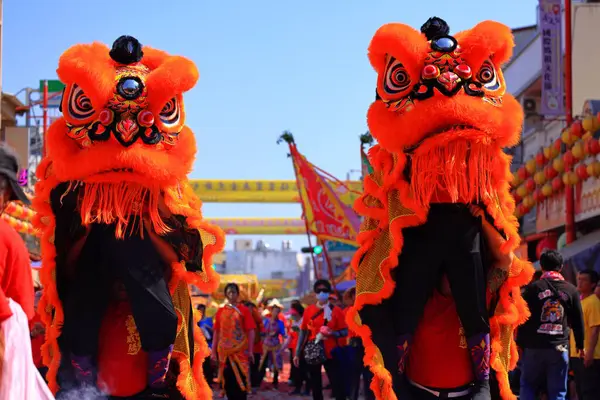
[224, 359, 248, 400]
[300, 354, 311, 395]
[445, 213, 491, 400]
[307, 363, 324, 400]
[103, 228, 178, 390]
[360, 223, 442, 397]
[61, 226, 111, 387]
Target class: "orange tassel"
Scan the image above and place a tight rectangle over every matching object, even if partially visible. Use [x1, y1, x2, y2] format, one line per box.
[73, 182, 170, 238]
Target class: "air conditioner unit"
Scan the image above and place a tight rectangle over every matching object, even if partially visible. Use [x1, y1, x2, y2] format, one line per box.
[521, 97, 538, 115]
[234, 239, 253, 251]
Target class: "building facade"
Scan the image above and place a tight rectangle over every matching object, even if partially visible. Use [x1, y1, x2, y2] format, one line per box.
[505, 1, 600, 265]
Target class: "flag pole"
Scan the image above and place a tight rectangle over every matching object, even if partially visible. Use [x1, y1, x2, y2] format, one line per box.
[288, 142, 320, 279]
[318, 237, 341, 298]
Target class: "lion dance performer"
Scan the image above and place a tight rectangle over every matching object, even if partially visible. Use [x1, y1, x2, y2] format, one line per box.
[33, 35, 224, 399]
[347, 17, 534, 400]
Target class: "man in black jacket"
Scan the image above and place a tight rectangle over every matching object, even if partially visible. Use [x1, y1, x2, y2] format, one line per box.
[517, 250, 585, 400]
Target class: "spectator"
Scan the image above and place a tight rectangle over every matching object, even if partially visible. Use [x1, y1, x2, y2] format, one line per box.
[258, 299, 288, 389]
[289, 301, 310, 396]
[517, 250, 584, 400]
[31, 288, 47, 379]
[244, 300, 264, 393]
[570, 269, 600, 400]
[212, 283, 256, 400]
[294, 279, 348, 400]
[345, 287, 375, 400]
[0, 144, 54, 399]
[196, 304, 214, 385]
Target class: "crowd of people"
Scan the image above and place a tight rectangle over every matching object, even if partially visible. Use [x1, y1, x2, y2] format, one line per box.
[198, 280, 375, 400]
[515, 250, 600, 400]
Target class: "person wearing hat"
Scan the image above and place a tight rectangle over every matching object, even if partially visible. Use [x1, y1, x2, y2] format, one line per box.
[259, 299, 289, 389]
[0, 144, 54, 399]
[0, 143, 35, 323]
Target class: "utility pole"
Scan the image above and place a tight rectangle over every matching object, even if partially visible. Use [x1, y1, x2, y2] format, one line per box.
[564, 0, 575, 244]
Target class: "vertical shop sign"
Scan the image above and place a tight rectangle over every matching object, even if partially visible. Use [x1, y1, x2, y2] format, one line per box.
[539, 0, 564, 116]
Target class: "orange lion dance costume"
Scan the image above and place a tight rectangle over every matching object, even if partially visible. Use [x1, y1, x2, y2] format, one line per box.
[33, 36, 224, 399]
[347, 18, 534, 400]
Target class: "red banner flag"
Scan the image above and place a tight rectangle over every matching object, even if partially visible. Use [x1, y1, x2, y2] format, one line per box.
[290, 144, 361, 245]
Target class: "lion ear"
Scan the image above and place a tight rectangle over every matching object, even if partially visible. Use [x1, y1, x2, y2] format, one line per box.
[368, 23, 429, 75]
[57, 42, 115, 110]
[145, 55, 199, 116]
[455, 21, 514, 69]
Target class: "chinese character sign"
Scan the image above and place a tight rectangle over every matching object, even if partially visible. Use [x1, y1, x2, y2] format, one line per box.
[539, 0, 564, 116]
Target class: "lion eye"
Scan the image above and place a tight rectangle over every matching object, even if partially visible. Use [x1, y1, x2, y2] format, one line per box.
[66, 84, 95, 120]
[383, 57, 412, 95]
[159, 97, 180, 126]
[477, 61, 500, 91]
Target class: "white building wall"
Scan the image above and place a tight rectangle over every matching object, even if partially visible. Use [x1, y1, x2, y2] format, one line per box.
[224, 249, 301, 280]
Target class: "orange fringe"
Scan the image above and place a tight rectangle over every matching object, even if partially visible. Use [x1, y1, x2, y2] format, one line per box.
[410, 139, 496, 207]
[76, 181, 169, 239]
[32, 160, 225, 397]
[346, 142, 534, 400]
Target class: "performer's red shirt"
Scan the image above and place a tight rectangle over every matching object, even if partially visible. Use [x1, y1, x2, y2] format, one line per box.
[214, 303, 256, 333]
[407, 290, 474, 389]
[0, 219, 35, 323]
[97, 300, 148, 397]
[301, 304, 347, 358]
[249, 307, 264, 354]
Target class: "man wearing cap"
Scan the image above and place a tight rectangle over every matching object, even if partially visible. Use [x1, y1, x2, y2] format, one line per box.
[0, 144, 54, 399]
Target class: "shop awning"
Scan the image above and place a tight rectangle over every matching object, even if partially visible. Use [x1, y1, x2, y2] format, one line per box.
[559, 229, 600, 282]
[560, 229, 600, 262]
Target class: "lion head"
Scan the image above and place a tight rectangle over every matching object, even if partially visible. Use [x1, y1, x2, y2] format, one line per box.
[47, 35, 198, 187]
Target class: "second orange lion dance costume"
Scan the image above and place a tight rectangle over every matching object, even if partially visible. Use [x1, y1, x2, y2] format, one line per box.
[348, 18, 534, 400]
[33, 36, 224, 399]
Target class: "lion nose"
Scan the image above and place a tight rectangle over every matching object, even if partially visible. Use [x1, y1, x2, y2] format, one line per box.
[437, 72, 460, 93]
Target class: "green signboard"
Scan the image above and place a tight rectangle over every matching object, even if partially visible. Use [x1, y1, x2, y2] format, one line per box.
[39, 80, 65, 93]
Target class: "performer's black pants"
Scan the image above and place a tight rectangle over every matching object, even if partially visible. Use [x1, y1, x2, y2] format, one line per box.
[223, 359, 247, 400]
[62, 223, 178, 357]
[290, 349, 310, 391]
[250, 352, 262, 388]
[360, 204, 490, 391]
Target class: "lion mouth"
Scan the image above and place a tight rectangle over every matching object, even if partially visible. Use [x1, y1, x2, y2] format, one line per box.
[404, 124, 483, 153]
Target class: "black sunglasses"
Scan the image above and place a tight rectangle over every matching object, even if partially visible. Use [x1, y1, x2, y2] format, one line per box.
[315, 288, 330, 294]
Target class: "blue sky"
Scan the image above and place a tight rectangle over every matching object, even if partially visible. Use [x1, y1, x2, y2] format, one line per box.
[3, 0, 538, 250]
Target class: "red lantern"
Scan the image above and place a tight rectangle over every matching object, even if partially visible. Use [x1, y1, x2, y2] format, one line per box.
[535, 150, 547, 167]
[571, 121, 584, 138]
[563, 150, 575, 169]
[587, 138, 600, 155]
[525, 178, 536, 192]
[513, 192, 522, 203]
[533, 188, 545, 203]
[517, 166, 528, 180]
[544, 165, 558, 180]
[576, 163, 589, 180]
[552, 138, 562, 155]
[536, 236, 558, 259]
[552, 176, 564, 192]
